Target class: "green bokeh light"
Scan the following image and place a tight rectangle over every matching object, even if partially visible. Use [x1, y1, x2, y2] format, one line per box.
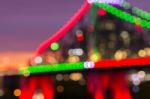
[50, 42, 59, 51]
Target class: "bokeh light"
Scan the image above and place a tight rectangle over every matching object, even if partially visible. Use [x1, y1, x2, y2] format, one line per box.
[32, 92, 44, 99]
[34, 56, 43, 64]
[138, 50, 146, 57]
[57, 85, 64, 93]
[50, 42, 60, 51]
[114, 50, 127, 60]
[90, 53, 101, 62]
[69, 73, 83, 81]
[13, 89, 21, 97]
[67, 56, 80, 63]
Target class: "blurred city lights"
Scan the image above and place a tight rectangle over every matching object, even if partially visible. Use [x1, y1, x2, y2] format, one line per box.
[84, 61, 94, 69]
[144, 74, 150, 81]
[0, 1, 150, 99]
[130, 71, 146, 86]
[76, 30, 84, 42]
[120, 31, 129, 39]
[89, 53, 101, 62]
[108, 41, 115, 49]
[56, 74, 63, 81]
[95, 3, 150, 29]
[138, 71, 146, 80]
[67, 56, 80, 63]
[45, 54, 58, 64]
[57, 85, 64, 93]
[109, 33, 117, 41]
[98, 8, 107, 16]
[122, 1, 131, 9]
[144, 47, 150, 56]
[104, 21, 115, 30]
[131, 73, 141, 86]
[50, 42, 60, 51]
[114, 50, 127, 60]
[69, 73, 83, 81]
[32, 92, 44, 99]
[132, 7, 150, 21]
[13, 89, 21, 97]
[68, 48, 84, 56]
[79, 79, 86, 86]
[132, 86, 140, 93]
[23, 71, 30, 77]
[138, 50, 146, 57]
[20, 67, 30, 77]
[34, 56, 43, 64]
[63, 74, 70, 81]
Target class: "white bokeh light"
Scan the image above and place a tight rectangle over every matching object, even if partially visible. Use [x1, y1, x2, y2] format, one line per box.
[84, 61, 95, 69]
[34, 56, 43, 64]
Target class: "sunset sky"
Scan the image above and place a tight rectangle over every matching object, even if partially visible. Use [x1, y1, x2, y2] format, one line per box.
[0, 0, 150, 52]
[0, 0, 83, 52]
[0, 0, 150, 68]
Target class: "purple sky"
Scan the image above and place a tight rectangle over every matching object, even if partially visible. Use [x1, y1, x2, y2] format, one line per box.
[0, 0, 150, 52]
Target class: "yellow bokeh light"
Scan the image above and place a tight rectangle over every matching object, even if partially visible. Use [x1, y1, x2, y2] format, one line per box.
[138, 50, 146, 57]
[114, 50, 127, 60]
[63, 74, 70, 81]
[23, 71, 30, 77]
[69, 73, 83, 81]
[67, 56, 80, 63]
[120, 31, 129, 39]
[90, 53, 101, 62]
[144, 48, 150, 56]
[20, 67, 30, 77]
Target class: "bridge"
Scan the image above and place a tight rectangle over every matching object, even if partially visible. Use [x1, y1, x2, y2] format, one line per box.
[0, 0, 150, 99]
[19, 1, 150, 75]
